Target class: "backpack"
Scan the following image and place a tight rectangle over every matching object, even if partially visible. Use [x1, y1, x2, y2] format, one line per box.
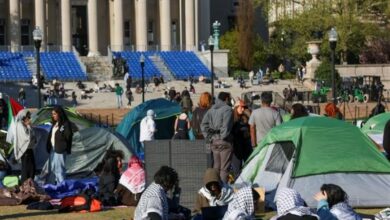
[59, 194, 102, 213]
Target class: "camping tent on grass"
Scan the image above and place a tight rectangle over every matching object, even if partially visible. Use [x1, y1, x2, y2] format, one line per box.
[116, 98, 181, 155]
[361, 113, 390, 145]
[236, 117, 390, 208]
[31, 106, 94, 130]
[362, 112, 390, 135]
[2, 126, 134, 179]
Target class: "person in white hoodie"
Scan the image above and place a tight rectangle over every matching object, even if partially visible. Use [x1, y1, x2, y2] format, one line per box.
[10, 110, 37, 183]
[139, 109, 156, 150]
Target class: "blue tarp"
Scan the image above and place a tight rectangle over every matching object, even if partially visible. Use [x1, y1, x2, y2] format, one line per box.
[116, 98, 181, 155]
[43, 177, 98, 199]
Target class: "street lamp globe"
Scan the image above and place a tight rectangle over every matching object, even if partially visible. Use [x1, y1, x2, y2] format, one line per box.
[208, 35, 214, 51]
[33, 26, 43, 42]
[328, 27, 338, 42]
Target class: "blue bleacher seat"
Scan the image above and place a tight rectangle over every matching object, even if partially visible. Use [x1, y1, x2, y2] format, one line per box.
[40, 52, 87, 81]
[0, 52, 32, 81]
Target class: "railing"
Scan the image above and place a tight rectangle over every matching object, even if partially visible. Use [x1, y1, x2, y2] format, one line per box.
[72, 46, 87, 77]
[109, 44, 197, 52]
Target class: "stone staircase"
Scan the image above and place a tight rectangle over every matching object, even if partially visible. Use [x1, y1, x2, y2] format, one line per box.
[80, 56, 113, 81]
[149, 55, 175, 81]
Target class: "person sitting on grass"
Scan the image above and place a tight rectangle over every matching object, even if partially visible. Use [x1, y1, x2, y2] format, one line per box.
[98, 157, 120, 206]
[134, 166, 185, 220]
[116, 156, 145, 206]
[271, 188, 318, 220]
[192, 168, 234, 217]
[314, 184, 362, 220]
[222, 186, 260, 220]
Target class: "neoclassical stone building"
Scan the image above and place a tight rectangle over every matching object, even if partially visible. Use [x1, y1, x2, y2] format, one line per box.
[0, 0, 268, 56]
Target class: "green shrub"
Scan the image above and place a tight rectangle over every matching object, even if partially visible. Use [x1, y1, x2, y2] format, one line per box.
[233, 70, 249, 79]
[271, 71, 295, 79]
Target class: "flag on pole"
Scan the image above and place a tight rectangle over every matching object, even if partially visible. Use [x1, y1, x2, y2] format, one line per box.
[7, 96, 24, 128]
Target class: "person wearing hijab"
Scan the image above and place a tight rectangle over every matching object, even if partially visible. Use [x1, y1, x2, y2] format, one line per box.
[46, 105, 73, 184]
[116, 156, 145, 206]
[11, 110, 37, 183]
[223, 186, 259, 220]
[271, 188, 318, 220]
[314, 184, 362, 220]
[139, 109, 157, 151]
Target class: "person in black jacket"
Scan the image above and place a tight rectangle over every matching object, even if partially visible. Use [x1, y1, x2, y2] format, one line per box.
[46, 106, 73, 184]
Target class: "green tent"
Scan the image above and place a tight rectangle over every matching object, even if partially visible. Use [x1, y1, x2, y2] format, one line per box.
[237, 117, 390, 208]
[361, 112, 390, 135]
[31, 106, 94, 130]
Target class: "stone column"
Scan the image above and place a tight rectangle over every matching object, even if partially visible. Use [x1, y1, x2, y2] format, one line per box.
[9, 0, 21, 52]
[114, 0, 124, 51]
[185, 0, 194, 51]
[135, 0, 147, 51]
[61, 0, 72, 51]
[87, 0, 100, 56]
[159, 0, 171, 51]
[35, 0, 46, 50]
[109, 0, 115, 50]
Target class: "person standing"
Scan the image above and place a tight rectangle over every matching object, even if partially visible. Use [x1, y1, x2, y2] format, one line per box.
[47, 106, 73, 184]
[18, 88, 26, 107]
[11, 110, 36, 183]
[192, 92, 212, 139]
[180, 90, 193, 112]
[0, 93, 8, 130]
[126, 88, 133, 107]
[173, 109, 191, 140]
[115, 83, 124, 109]
[139, 110, 156, 151]
[71, 91, 77, 108]
[201, 92, 234, 183]
[249, 92, 281, 148]
[232, 100, 252, 175]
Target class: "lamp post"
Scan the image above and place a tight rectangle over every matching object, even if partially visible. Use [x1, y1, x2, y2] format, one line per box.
[208, 36, 215, 99]
[328, 27, 338, 105]
[140, 54, 145, 103]
[33, 27, 43, 108]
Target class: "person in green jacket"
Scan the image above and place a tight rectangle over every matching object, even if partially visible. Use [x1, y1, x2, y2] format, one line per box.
[115, 83, 123, 108]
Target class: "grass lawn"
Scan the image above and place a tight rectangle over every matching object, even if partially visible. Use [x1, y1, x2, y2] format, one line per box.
[0, 205, 382, 220]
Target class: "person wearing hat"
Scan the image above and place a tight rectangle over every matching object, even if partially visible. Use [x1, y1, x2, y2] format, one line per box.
[139, 110, 156, 152]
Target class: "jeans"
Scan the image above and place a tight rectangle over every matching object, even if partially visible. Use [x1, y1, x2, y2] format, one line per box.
[50, 150, 66, 184]
[116, 95, 122, 108]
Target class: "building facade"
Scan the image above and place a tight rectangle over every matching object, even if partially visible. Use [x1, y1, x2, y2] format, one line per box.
[0, 0, 260, 56]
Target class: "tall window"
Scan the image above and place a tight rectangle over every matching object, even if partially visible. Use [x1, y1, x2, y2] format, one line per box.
[124, 20, 131, 45]
[148, 20, 154, 45]
[0, 19, 5, 45]
[20, 19, 30, 45]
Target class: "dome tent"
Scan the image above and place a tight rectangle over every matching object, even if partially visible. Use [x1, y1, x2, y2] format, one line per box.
[236, 117, 390, 208]
[116, 98, 181, 155]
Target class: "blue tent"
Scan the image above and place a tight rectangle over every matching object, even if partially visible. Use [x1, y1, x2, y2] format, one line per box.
[116, 98, 181, 156]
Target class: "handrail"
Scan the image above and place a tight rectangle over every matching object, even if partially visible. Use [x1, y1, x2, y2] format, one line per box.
[72, 46, 87, 76]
